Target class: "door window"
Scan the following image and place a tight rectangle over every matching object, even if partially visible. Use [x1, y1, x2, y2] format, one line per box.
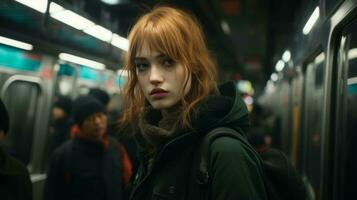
[2, 80, 41, 166]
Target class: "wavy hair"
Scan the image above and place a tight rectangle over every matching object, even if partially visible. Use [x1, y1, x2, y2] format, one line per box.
[120, 6, 218, 128]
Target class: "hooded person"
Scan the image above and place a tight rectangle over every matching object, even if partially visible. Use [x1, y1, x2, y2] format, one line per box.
[0, 98, 32, 200]
[119, 6, 267, 200]
[44, 96, 132, 200]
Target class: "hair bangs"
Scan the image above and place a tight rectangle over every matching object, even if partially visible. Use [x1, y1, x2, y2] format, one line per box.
[130, 20, 187, 67]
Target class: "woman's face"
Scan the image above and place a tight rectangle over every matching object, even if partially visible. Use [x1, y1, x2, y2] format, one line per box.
[135, 43, 191, 111]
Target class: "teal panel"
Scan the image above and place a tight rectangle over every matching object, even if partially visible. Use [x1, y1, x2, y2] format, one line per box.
[0, 45, 41, 72]
[348, 84, 357, 94]
[79, 65, 98, 80]
[58, 64, 75, 76]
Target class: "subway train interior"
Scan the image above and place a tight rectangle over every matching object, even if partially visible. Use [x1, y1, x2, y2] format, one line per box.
[0, 0, 356, 200]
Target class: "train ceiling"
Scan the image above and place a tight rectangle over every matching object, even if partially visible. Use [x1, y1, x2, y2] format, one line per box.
[0, 0, 302, 95]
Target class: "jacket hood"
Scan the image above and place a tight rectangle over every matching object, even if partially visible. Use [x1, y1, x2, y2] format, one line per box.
[190, 81, 250, 135]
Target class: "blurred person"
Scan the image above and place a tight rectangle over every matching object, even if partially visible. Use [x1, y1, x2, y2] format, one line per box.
[0, 99, 32, 200]
[49, 95, 73, 151]
[88, 88, 110, 110]
[44, 96, 132, 200]
[120, 6, 267, 200]
[107, 93, 139, 174]
[247, 127, 272, 152]
[90, 88, 139, 172]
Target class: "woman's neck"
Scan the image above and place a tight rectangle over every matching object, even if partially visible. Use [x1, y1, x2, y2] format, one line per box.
[161, 102, 181, 120]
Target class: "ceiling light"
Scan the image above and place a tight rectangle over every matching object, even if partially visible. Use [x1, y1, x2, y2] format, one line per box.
[49, 2, 64, 14]
[348, 48, 357, 60]
[101, 0, 120, 5]
[275, 60, 285, 71]
[282, 50, 291, 62]
[303, 7, 320, 35]
[221, 20, 231, 34]
[315, 52, 325, 65]
[270, 73, 278, 81]
[50, 8, 95, 30]
[243, 96, 253, 105]
[0, 35, 33, 50]
[59, 53, 105, 70]
[83, 25, 113, 42]
[111, 34, 129, 51]
[15, 0, 48, 13]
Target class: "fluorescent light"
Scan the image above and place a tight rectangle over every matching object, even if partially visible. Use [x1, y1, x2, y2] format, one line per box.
[270, 73, 278, 81]
[348, 48, 357, 60]
[0, 35, 33, 50]
[348, 77, 357, 85]
[111, 34, 129, 51]
[83, 25, 113, 42]
[243, 96, 253, 105]
[221, 20, 231, 34]
[50, 9, 95, 30]
[303, 7, 320, 35]
[49, 2, 64, 14]
[15, 0, 48, 13]
[59, 53, 105, 70]
[275, 60, 285, 71]
[282, 50, 291, 62]
[101, 0, 120, 5]
[315, 52, 325, 65]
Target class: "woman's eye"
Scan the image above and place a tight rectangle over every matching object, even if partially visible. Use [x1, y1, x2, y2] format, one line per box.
[135, 63, 149, 71]
[162, 58, 175, 67]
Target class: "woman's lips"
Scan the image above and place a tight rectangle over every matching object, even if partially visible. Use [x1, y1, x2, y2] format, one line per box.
[151, 92, 168, 99]
[150, 88, 168, 99]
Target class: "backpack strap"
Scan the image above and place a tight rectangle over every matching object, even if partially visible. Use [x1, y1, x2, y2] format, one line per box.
[194, 127, 261, 200]
[196, 127, 254, 184]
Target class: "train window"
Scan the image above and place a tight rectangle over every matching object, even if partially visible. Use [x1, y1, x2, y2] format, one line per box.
[303, 52, 325, 200]
[2, 80, 41, 166]
[335, 19, 357, 200]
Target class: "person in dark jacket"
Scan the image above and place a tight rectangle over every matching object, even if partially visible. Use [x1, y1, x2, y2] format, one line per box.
[0, 98, 32, 200]
[119, 6, 267, 200]
[44, 96, 132, 200]
[49, 95, 73, 151]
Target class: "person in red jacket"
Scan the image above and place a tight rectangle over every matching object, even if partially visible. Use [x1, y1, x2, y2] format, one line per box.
[44, 96, 131, 200]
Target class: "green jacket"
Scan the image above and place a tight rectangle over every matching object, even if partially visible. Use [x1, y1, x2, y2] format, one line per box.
[130, 82, 267, 200]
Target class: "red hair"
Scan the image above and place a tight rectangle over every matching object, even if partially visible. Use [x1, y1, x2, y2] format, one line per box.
[120, 6, 218, 128]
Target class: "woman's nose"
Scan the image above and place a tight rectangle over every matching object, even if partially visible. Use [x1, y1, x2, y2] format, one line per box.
[149, 66, 164, 84]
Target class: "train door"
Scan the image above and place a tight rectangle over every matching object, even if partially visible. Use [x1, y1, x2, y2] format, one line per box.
[0, 44, 55, 200]
[301, 51, 326, 200]
[333, 18, 357, 200]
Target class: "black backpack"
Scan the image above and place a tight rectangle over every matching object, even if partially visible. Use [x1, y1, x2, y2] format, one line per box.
[196, 127, 306, 200]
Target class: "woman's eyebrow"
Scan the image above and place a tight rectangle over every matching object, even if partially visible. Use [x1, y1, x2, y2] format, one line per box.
[134, 57, 147, 61]
[155, 54, 168, 59]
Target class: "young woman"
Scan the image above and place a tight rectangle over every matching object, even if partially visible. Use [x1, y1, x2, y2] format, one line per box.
[120, 6, 267, 200]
